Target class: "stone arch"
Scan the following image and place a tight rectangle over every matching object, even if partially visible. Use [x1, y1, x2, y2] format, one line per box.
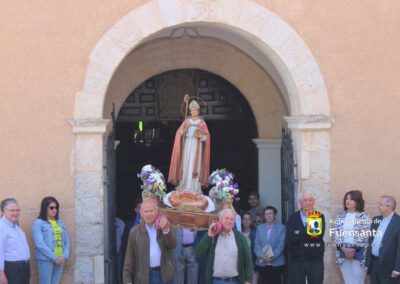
[104, 36, 287, 138]
[71, 1, 334, 282]
[74, 0, 330, 119]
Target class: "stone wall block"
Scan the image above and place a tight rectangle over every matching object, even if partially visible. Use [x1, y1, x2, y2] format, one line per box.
[302, 131, 330, 152]
[74, 90, 104, 119]
[75, 197, 103, 224]
[157, 0, 185, 27]
[258, 14, 294, 51]
[89, 36, 126, 73]
[302, 87, 330, 115]
[94, 255, 105, 284]
[303, 181, 330, 215]
[183, 0, 218, 22]
[277, 33, 313, 71]
[310, 151, 331, 182]
[83, 61, 112, 99]
[75, 224, 103, 255]
[108, 1, 163, 51]
[75, 172, 103, 199]
[215, 0, 244, 24]
[133, 2, 164, 37]
[74, 256, 94, 284]
[237, 1, 272, 35]
[74, 135, 103, 172]
[296, 130, 331, 230]
[291, 60, 329, 115]
[106, 20, 143, 53]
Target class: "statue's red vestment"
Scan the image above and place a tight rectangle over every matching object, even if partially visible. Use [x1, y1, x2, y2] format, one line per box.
[168, 118, 210, 190]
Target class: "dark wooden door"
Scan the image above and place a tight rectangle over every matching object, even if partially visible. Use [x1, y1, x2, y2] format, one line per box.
[115, 69, 258, 218]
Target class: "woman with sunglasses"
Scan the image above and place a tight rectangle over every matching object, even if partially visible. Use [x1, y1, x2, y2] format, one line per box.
[32, 197, 70, 284]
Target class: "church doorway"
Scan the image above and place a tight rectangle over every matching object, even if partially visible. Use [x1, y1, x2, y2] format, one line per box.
[72, 3, 332, 282]
[115, 69, 258, 222]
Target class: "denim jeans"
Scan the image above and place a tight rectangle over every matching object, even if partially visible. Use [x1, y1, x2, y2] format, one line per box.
[149, 269, 172, 284]
[36, 260, 64, 284]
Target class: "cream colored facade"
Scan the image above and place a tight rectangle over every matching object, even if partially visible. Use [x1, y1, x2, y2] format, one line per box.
[1, 1, 399, 283]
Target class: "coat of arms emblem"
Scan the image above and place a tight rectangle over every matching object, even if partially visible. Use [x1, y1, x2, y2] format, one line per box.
[306, 210, 322, 238]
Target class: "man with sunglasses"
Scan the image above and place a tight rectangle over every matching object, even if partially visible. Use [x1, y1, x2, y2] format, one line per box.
[366, 195, 400, 284]
[0, 198, 30, 284]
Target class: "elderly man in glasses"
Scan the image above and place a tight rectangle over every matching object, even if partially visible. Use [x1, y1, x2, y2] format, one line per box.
[366, 195, 400, 284]
[0, 198, 30, 284]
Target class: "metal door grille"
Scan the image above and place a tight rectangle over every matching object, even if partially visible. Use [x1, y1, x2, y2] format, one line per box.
[104, 107, 117, 284]
[280, 127, 297, 224]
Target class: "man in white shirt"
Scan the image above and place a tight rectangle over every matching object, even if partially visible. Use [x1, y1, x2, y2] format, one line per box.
[123, 198, 176, 284]
[0, 198, 30, 284]
[367, 195, 400, 284]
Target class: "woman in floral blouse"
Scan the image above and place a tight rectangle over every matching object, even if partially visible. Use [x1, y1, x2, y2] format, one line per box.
[333, 190, 371, 284]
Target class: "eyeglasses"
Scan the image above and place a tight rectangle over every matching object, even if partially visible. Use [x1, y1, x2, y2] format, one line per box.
[48, 206, 58, 210]
[5, 209, 21, 213]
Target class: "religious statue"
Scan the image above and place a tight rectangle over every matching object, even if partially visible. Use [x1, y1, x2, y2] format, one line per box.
[168, 95, 211, 194]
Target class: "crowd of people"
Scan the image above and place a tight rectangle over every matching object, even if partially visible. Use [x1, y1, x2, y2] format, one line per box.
[1, 190, 399, 284]
[121, 191, 400, 284]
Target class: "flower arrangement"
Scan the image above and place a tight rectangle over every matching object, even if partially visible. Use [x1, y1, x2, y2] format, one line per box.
[137, 164, 167, 200]
[208, 169, 239, 203]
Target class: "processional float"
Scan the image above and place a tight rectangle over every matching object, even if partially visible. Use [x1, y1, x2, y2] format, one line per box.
[137, 95, 239, 230]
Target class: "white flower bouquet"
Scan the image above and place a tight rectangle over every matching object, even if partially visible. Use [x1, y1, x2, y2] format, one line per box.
[208, 169, 239, 203]
[137, 164, 167, 200]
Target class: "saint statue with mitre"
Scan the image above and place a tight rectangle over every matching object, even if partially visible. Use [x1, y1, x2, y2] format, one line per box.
[168, 95, 211, 193]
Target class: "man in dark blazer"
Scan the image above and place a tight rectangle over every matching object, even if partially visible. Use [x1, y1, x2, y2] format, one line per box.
[286, 191, 325, 284]
[366, 195, 400, 284]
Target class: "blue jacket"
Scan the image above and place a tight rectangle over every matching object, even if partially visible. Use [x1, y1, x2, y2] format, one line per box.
[31, 218, 70, 261]
[254, 223, 286, 267]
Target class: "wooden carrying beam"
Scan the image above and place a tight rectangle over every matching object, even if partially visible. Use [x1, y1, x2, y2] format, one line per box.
[159, 207, 217, 231]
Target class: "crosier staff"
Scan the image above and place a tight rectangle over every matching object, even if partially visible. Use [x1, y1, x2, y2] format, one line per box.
[183, 94, 190, 119]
